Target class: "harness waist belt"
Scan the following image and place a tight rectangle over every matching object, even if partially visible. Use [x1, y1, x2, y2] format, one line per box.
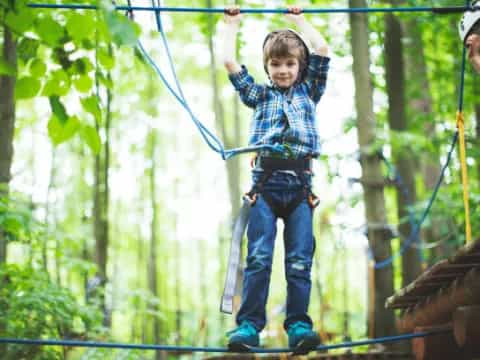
[256, 157, 312, 171]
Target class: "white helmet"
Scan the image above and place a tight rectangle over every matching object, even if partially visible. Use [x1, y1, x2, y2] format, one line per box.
[459, 1, 480, 43]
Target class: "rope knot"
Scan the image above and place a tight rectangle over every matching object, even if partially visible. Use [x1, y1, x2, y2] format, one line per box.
[456, 110, 465, 129]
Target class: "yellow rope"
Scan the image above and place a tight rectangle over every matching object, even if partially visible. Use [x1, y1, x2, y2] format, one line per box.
[456, 111, 472, 243]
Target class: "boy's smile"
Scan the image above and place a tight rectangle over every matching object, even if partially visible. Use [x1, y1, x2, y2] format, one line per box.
[267, 56, 300, 89]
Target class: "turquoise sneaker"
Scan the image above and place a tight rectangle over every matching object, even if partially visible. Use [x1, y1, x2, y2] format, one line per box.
[287, 321, 321, 355]
[227, 321, 259, 352]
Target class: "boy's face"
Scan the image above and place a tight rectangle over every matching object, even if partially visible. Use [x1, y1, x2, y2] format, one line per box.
[266, 55, 300, 89]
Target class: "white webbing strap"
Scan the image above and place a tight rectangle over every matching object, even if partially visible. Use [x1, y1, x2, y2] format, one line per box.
[220, 199, 251, 314]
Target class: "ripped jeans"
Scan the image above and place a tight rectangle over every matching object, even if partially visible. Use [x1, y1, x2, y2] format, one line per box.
[236, 170, 315, 331]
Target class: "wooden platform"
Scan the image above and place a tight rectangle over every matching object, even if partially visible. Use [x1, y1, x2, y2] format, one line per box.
[386, 239, 480, 360]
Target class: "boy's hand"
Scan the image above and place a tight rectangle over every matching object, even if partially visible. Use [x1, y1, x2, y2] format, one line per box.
[285, 6, 305, 25]
[224, 6, 242, 25]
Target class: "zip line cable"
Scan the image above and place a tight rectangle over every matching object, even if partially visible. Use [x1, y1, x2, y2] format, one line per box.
[26, 3, 480, 14]
[0, 327, 452, 353]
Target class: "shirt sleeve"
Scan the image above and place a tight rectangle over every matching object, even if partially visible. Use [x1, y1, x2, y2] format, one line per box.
[228, 65, 266, 109]
[304, 54, 330, 104]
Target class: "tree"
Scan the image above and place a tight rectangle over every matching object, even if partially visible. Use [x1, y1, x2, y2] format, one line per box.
[146, 129, 162, 360]
[0, 25, 16, 264]
[91, 49, 112, 327]
[349, 0, 396, 338]
[384, 7, 422, 285]
[404, 16, 444, 261]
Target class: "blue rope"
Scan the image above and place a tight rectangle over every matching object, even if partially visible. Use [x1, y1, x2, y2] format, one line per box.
[137, 3, 286, 159]
[151, 0, 185, 101]
[372, 131, 458, 269]
[369, 1, 469, 269]
[0, 328, 452, 353]
[26, 3, 480, 14]
[136, 42, 226, 158]
[138, 41, 285, 159]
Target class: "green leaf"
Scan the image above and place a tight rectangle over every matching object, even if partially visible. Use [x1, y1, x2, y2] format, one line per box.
[97, 71, 113, 89]
[103, 10, 140, 47]
[47, 115, 80, 145]
[73, 75, 93, 93]
[15, 77, 40, 99]
[72, 58, 94, 75]
[49, 96, 68, 125]
[80, 125, 101, 154]
[53, 48, 73, 70]
[97, 48, 114, 70]
[17, 38, 39, 63]
[65, 12, 95, 43]
[80, 96, 102, 122]
[29, 59, 46, 78]
[0, 58, 16, 76]
[42, 69, 71, 96]
[35, 16, 65, 47]
[4, 7, 34, 33]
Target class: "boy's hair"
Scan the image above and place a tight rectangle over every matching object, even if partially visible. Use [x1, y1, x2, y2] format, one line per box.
[262, 29, 309, 81]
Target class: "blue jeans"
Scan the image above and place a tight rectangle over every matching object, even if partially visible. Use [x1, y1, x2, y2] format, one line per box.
[236, 170, 315, 331]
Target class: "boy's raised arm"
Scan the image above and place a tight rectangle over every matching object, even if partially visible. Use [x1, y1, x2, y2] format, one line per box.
[285, 6, 329, 57]
[223, 7, 243, 74]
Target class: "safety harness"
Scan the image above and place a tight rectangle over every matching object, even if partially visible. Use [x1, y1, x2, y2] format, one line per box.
[220, 156, 319, 314]
[244, 156, 319, 213]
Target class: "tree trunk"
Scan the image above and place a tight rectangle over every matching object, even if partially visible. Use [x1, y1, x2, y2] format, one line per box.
[404, 18, 444, 262]
[0, 24, 16, 357]
[206, 0, 242, 328]
[0, 26, 16, 264]
[92, 67, 111, 327]
[384, 9, 422, 286]
[147, 130, 162, 360]
[174, 177, 182, 346]
[349, 0, 396, 338]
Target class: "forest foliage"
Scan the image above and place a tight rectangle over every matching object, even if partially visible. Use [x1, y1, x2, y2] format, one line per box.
[1, 0, 479, 358]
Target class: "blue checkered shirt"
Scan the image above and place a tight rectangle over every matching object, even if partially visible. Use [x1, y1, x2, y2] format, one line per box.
[228, 54, 330, 159]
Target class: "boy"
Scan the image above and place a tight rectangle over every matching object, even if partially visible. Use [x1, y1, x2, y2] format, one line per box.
[459, 1, 480, 72]
[223, 5, 330, 355]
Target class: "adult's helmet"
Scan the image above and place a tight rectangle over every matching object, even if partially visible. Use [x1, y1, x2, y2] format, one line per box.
[459, 1, 480, 43]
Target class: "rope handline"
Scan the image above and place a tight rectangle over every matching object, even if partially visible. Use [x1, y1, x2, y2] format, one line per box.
[135, 4, 286, 159]
[26, 3, 480, 14]
[0, 328, 452, 353]
[136, 42, 226, 157]
[139, 40, 285, 159]
[151, 0, 185, 101]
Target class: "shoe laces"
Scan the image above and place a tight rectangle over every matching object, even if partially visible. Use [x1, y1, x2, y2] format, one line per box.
[288, 321, 311, 334]
[227, 321, 257, 336]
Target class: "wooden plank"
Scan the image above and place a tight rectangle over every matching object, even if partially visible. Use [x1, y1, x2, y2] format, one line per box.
[453, 305, 480, 356]
[412, 324, 463, 360]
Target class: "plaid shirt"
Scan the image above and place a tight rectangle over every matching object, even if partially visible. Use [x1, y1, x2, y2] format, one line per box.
[228, 54, 330, 159]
